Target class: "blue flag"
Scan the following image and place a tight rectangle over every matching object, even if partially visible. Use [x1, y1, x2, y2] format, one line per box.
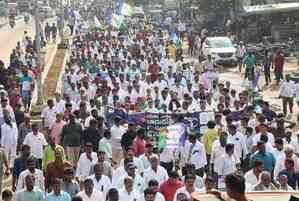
[115, 0, 124, 15]
[105, 7, 113, 23]
[170, 32, 182, 48]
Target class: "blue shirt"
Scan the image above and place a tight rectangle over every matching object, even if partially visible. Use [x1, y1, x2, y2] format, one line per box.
[16, 188, 44, 201]
[20, 75, 33, 91]
[62, 181, 80, 198]
[250, 151, 276, 172]
[46, 191, 71, 201]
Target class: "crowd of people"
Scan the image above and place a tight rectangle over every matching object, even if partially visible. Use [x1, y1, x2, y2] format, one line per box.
[1, 5, 299, 201]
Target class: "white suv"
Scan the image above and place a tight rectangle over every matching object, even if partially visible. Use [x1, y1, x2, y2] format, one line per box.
[202, 37, 237, 67]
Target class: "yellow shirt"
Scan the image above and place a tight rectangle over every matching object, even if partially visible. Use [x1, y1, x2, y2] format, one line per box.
[202, 128, 218, 155]
[167, 45, 176, 60]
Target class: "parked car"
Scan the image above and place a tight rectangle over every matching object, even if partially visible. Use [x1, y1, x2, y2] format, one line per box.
[202, 36, 237, 66]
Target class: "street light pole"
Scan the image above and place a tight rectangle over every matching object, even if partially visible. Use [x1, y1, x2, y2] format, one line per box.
[58, 0, 65, 47]
[35, 0, 43, 105]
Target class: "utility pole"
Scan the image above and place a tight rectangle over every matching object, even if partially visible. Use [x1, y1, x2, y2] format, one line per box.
[58, 0, 65, 48]
[35, 0, 44, 105]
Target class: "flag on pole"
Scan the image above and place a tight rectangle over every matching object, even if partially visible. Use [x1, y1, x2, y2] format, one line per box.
[104, 7, 113, 23]
[116, 0, 133, 16]
[94, 16, 101, 27]
[170, 32, 182, 48]
[109, 14, 125, 29]
[120, 3, 133, 16]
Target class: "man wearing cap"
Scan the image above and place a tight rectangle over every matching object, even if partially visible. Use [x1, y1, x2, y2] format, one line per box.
[180, 129, 207, 177]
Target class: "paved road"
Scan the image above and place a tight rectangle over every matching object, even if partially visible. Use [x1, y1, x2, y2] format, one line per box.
[0, 17, 36, 65]
[0, 16, 57, 66]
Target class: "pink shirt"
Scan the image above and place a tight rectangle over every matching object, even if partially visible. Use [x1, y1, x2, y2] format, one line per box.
[133, 136, 145, 157]
[50, 121, 66, 144]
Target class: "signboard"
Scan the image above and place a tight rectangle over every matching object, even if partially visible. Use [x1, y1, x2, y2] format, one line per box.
[105, 106, 215, 136]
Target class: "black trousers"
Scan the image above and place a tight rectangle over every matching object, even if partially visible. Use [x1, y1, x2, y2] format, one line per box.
[264, 66, 271, 84]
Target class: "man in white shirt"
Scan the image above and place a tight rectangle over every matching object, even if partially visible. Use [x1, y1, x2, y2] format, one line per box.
[252, 124, 275, 147]
[211, 132, 227, 175]
[17, 157, 45, 191]
[88, 163, 112, 197]
[110, 117, 127, 165]
[23, 124, 47, 169]
[0, 98, 15, 126]
[273, 145, 299, 178]
[139, 143, 155, 170]
[173, 174, 200, 201]
[115, 162, 145, 194]
[227, 124, 248, 162]
[143, 155, 168, 186]
[273, 138, 285, 160]
[252, 171, 278, 191]
[216, 143, 239, 189]
[279, 74, 295, 116]
[1, 114, 18, 168]
[41, 99, 57, 131]
[54, 93, 66, 113]
[77, 178, 105, 201]
[244, 160, 264, 188]
[142, 180, 165, 201]
[180, 131, 207, 177]
[119, 176, 141, 201]
[76, 143, 98, 183]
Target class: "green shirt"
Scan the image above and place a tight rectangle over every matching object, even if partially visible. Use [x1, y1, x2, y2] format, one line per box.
[244, 54, 256, 69]
[42, 144, 66, 170]
[16, 188, 44, 201]
[62, 123, 82, 147]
